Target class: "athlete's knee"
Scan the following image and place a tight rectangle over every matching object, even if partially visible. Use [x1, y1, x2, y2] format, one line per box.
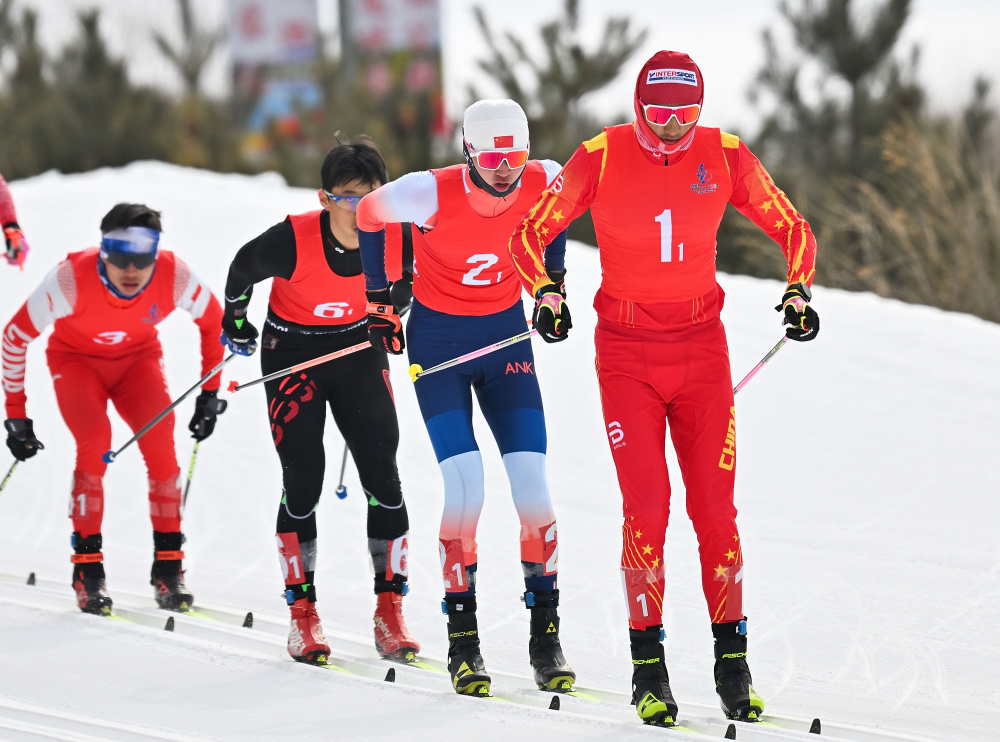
[439, 451, 486, 511]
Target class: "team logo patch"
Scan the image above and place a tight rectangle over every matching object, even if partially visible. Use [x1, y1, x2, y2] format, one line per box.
[646, 68, 698, 86]
[142, 303, 164, 324]
[493, 135, 514, 148]
[690, 163, 719, 194]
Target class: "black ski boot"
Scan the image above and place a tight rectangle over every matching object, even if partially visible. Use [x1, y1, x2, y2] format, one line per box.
[445, 597, 490, 696]
[712, 618, 765, 721]
[71, 532, 112, 615]
[630, 625, 678, 727]
[524, 590, 576, 691]
[150, 531, 194, 612]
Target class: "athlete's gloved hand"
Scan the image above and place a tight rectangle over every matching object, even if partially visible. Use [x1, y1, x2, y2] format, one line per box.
[3, 223, 29, 267]
[188, 390, 228, 442]
[366, 287, 405, 354]
[389, 271, 413, 317]
[4, 418, 44, 461]
[776, 283, 819, 341]
[533, 280, 572, 343]
[546, 268, 567, 298]
[220, 317, 258, 356]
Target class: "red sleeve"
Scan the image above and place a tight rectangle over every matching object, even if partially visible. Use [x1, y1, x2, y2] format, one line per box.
[384, 222, 404, 283]
[2, 303, 41, 418]
[194, 293, 224, 392]
[723, 136, 817, 287]
[0, 174, 18, 226]
[509, 135, 604, 296]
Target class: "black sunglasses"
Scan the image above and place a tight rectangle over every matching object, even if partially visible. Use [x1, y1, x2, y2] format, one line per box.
[105, 252, 157, 270]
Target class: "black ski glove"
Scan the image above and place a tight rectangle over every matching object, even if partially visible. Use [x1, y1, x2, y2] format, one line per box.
[776, 283, 819, 341]
[188, 390, 227, 442]
[221, 291, 259, 356]
[4, 418, 44, 461]
[389, 271, 414, 317]
[366, 287, 405, 355]
[533, 276, 572, 343]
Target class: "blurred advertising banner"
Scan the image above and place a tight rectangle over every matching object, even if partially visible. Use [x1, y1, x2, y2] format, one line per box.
[228, 0, 321, 158]
[341, 0, 450, 148]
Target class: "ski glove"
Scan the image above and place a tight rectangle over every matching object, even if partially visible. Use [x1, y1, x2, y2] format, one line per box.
[533, 277, 572, 343]
[777, 283, 819, 341]
[4, 418, 44, 461]
[220, 317, 259, 356]
[188, 390, 227, 442]
[3, 222, 28, 267]
[389, 271, 414, 317]
[366, 287, 405, 355]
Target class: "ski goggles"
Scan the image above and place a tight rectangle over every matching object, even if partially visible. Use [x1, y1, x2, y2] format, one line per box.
[642, 102, 701, 127]
[465, 141, 530, 171]
[99, 226, 160, 269]
[323, 191, 365, 212]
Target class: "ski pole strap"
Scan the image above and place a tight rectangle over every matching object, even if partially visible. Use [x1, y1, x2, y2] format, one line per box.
[104, 354, 236, 463]
[408, 329, 538, 382]
[0, 460, 17, 495]
[228, 341, 372, 393]
[70, 552, 104, 564]
[733, 336, 788, 396]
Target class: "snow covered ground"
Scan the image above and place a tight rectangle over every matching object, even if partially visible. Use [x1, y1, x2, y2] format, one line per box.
[0, 163, 997, 742]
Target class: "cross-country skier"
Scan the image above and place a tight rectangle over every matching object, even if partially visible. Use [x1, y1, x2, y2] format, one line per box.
[508, 51, 820, 726]
[1, 172, 29, 268]
[220, 139, 420, 666]
[2, 203, 226, 615]
[356, 100, 575, 696]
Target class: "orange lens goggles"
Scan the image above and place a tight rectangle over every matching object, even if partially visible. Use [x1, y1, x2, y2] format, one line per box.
[643, 103, 701, 126]
[471, 148, 529, 170]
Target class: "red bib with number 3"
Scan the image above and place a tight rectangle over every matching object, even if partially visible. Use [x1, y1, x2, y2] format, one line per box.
[269, 210, 403, 326]
[411, 162, 549, 315]
[591, 125, 733, 303]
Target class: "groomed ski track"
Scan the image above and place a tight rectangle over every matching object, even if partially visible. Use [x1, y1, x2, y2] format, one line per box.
[0, 574, 940, 742]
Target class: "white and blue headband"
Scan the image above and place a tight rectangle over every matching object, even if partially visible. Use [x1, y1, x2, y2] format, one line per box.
[99, 226, 161, 259]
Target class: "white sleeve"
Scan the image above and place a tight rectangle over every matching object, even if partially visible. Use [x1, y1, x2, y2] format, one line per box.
[173, 258, 213, 320]
[539, 159, 564, 186]
[367, 171, 439, 228]
[26, 260, 76, 332]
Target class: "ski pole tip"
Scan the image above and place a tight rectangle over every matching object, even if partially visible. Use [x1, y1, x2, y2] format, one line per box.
[102, 450, 116, 464]
[335, 484, 347, 499]
[408, 364, 422, 382]
[227, 380, 239, 393]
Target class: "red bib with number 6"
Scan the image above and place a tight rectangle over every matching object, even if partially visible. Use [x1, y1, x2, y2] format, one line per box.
[411, 162, 549, 315]
[269, 210, 403, 326]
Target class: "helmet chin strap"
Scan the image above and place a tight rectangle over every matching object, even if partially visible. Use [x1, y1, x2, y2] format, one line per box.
[463, 142, 521, 198]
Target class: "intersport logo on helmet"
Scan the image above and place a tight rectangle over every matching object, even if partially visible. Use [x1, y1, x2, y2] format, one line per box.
[646, 68, 698, 86]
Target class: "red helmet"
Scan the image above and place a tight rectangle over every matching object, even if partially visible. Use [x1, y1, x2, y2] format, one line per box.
[633, 50, 704, 163]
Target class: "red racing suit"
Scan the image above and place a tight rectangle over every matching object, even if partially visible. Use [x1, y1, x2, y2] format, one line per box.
[508, 123, 817, 628]
[2, 248, 223, 537]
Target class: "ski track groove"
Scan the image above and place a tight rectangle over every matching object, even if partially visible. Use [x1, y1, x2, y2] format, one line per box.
[0, 573, 946, 742]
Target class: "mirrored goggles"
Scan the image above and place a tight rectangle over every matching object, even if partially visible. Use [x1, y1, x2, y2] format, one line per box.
[323, 191, 364, 212]
[99, 226, 160, 270]
[643, 102, 701, 127]
[465, 143, 530, 171]
[104, 251, 157, 270]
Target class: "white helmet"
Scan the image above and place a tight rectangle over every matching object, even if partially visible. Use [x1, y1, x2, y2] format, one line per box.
[463, 99, 529, 153]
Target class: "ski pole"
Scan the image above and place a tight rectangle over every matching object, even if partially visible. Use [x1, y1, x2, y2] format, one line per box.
[733, 336, 788, 396]
[0, 460, 17, 494]
[182, 442, 199, 507]
[408, 329, 538, 382]
[334, 443, 349, 499]
[103, 354, 236, 464]
[227, 341, 371, 393]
